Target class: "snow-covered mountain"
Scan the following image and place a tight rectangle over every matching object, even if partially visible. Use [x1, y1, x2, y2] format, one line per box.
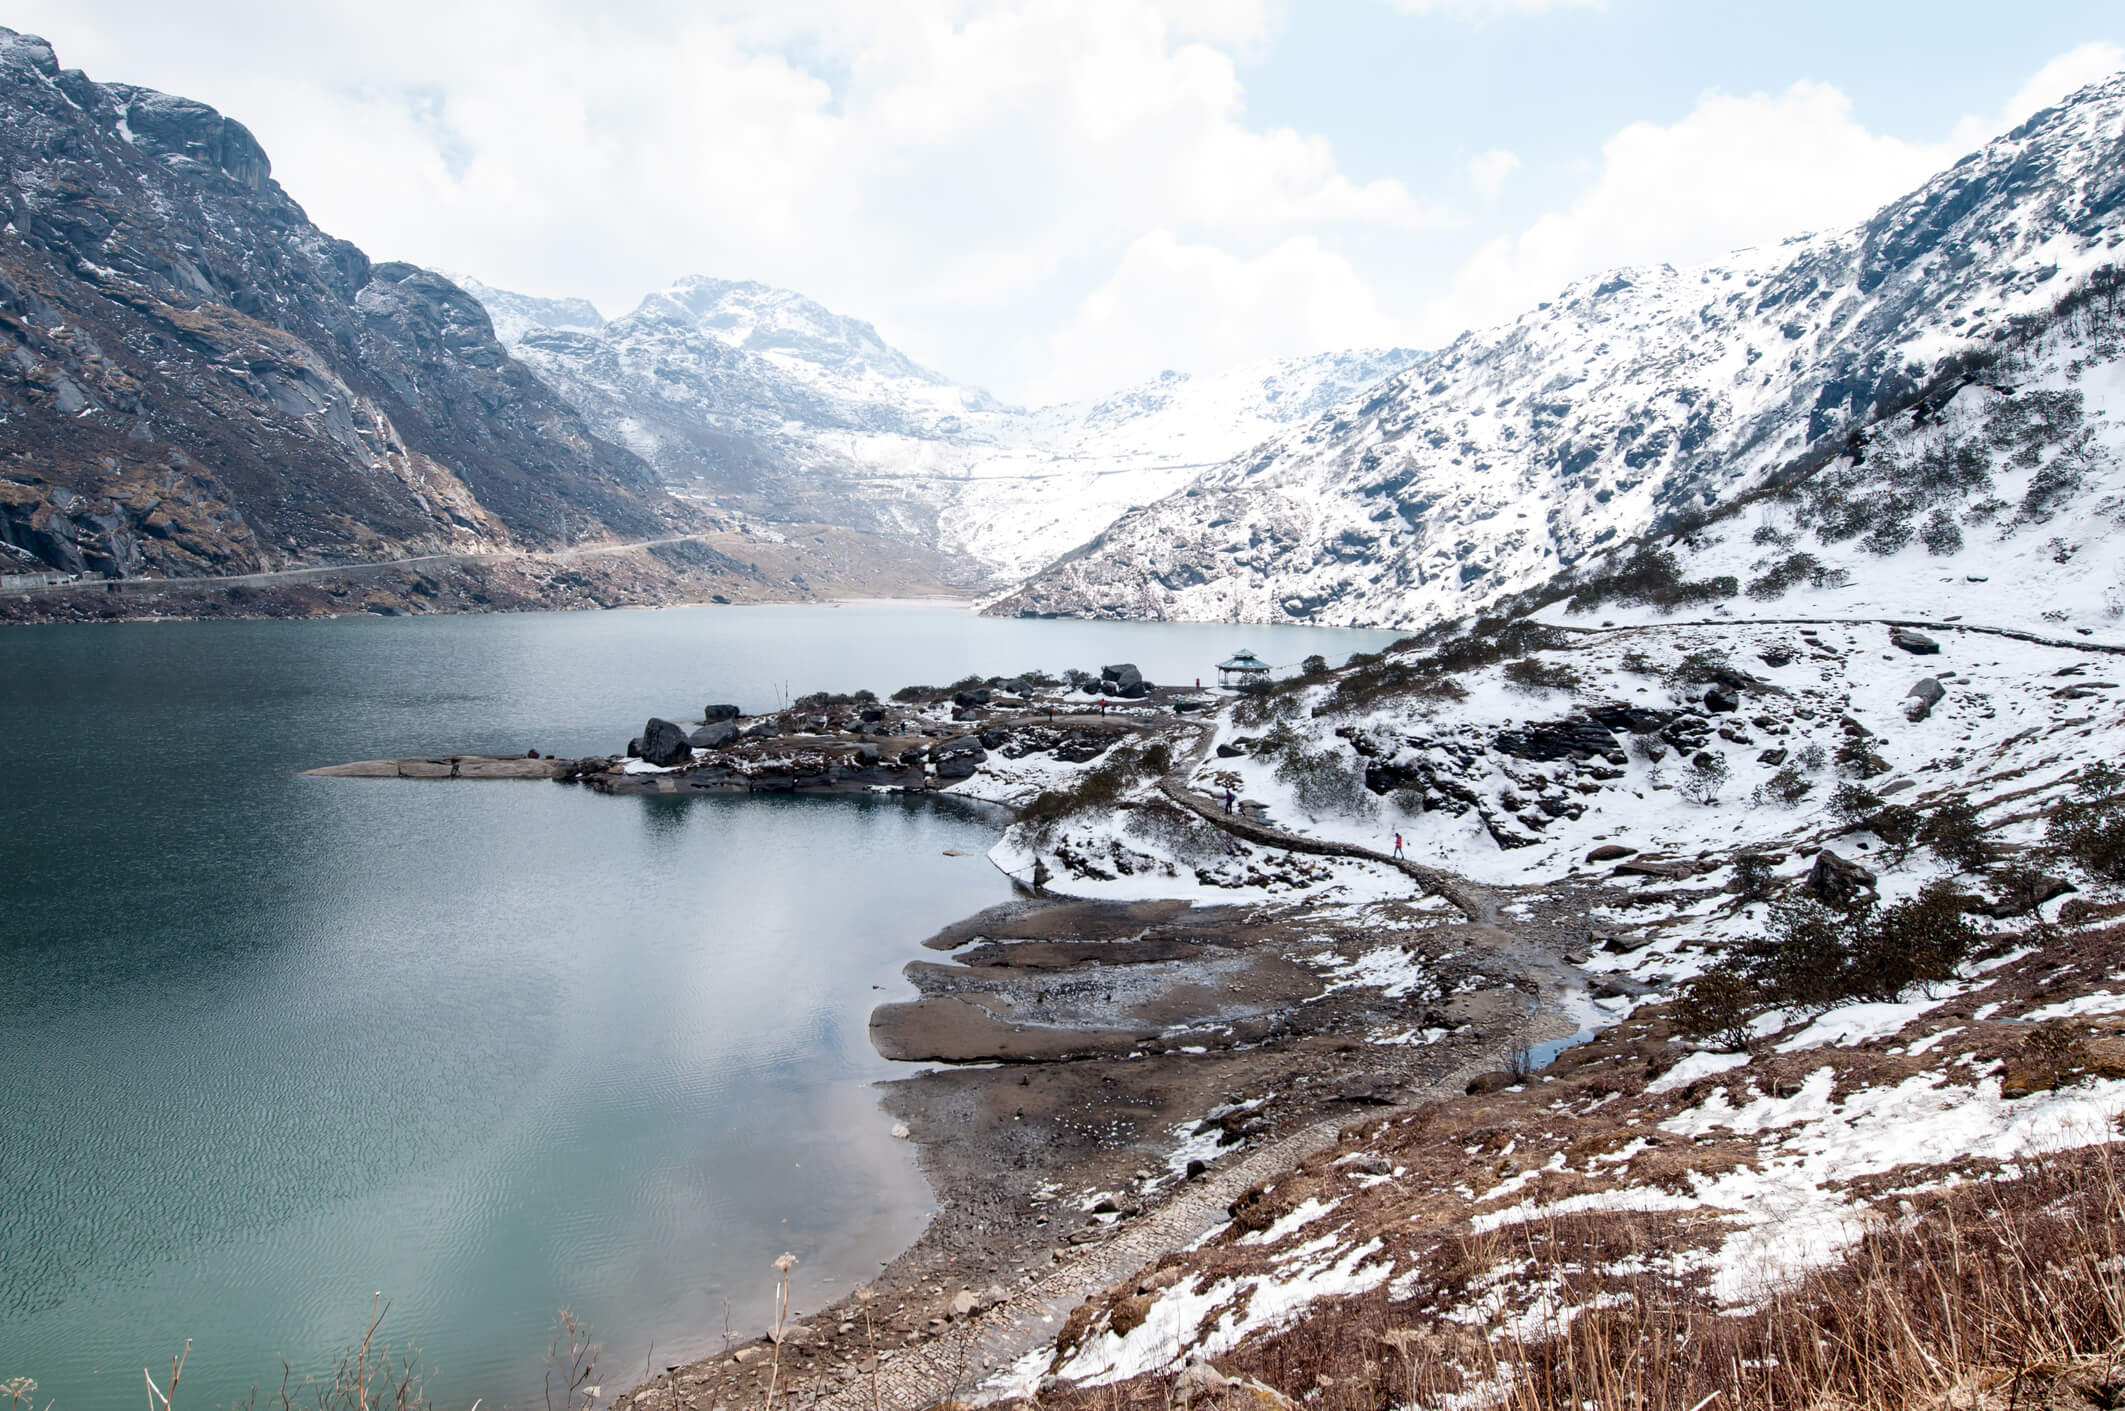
[460, 271, 1425, 580]
[991, 70, 2125, 629]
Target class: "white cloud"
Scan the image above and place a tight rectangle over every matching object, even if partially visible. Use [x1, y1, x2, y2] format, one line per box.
[1038, 231, 1409, 401]
[1417, 46, 2125, 344]
[11, 0, 1431, 395]
[1467, 148, 1521, 200]
[1388, 0, 1602, 15]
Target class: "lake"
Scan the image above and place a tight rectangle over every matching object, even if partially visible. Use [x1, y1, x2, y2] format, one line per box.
[0, 601, 1399, 1409]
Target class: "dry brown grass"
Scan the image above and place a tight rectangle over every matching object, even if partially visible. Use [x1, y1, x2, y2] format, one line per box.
[1033, 1142, 2125, 1411]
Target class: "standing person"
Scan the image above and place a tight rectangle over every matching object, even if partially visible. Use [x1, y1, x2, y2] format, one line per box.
[1098, 697, 1107, 716]
[1224, 787, 1235, 814]
[1392, 832, 1405, 859]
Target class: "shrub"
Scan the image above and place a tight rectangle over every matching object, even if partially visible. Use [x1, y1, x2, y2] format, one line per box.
[1795, 741, 1828, 771]
[1747, 551, 1823, 600]
[1273, 737, 1373, 818]
[1753, 765, 1813, 806]
[1868, 802, 1922, 861]
[1673, 969, 1761, 1052]
[1681, 752, 1730, 805]
[1733, 853, 1782, 898]
[1300, 653, 1329, 677]
[891, 684, 939, 702]
[2047, 761, 2125, 881]
[1828, 781, 1886, 829]
[1726, 885, 1977, 1013]
[1618, 649, 1659, 675]
[1017, 748, 1149, 833]
[1062, 668, 1099, 692]
[1663, 649, 1734, 692]
[1921, 797, 1992, 871]
[1502, 657, 1584, 695]
[1919, 507, 1963, 555]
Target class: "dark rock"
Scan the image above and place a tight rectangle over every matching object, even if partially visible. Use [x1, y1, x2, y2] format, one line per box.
[859, 705, 887, 723]
[1334, 1075, 1402, 1105]
[1465, 1071, 1515, 1095]
[1903, 677, 1945, 722]
[745, 720, 781, 739]
[1216, 742, 1246, 758]
[952, 687, 993, 708]
[979, 729, 1008, 750]
[1585, 844, 1636, 863]
[1890, 627, 1942, 655]
[1100, 663, 1143, 691]
[1184, 1159, 1208, 1180]
[640, 717, 694, 767]
[1758, 747, 1788, 765]
[1759, 644, 1797, 667]
[702, 703, 742, 720]
[625, 737, 643, 759]
[688, 720, 741, 749]
[1704, 684, 1740, 714]
[1806, 848, 1877, 906]
[1986, 873, 2075, 919]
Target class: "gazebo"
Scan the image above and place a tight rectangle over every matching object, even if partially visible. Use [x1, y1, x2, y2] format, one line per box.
[1216, 650, 1272, 689]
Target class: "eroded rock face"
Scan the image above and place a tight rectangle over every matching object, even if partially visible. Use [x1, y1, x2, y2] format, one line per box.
[0, 27, 680, 582]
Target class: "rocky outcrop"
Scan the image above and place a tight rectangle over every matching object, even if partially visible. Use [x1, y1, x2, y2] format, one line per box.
[0, 28, 682, 585]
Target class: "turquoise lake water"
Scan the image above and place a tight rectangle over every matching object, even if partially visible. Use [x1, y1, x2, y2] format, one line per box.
[0, 601, 1399, 1409]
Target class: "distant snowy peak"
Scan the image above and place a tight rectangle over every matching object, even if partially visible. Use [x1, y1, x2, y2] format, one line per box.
[450, 274, 605, 346]
[1075, 348, 1427, 438]
[637, 275, 1002, 412]
[992, 68, 2125, 629]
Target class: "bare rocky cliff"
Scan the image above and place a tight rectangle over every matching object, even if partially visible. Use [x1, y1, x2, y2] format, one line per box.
[0, 27, 682, 584]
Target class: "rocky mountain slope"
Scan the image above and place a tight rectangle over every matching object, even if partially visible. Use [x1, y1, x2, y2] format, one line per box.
[0, 28, 682, 584]
[992, 70, 2125, 629]
[466, 273, 1423, 581]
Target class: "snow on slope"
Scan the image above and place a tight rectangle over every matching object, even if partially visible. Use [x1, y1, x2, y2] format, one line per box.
[991, 70, 2125, 630]
[461, 270, 1424, 579]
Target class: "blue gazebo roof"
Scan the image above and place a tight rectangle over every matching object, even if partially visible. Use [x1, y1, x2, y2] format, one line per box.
[1217, 651, 1270, 672]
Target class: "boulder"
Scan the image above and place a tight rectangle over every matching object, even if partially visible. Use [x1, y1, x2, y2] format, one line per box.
[702, 703, 742, 720]
[1584, 843, 1636, 863]
[744, 720, 781, 739]
[1100, 662, 1144, 692]
[1903, 677, 1945, 722]
[1004, 679, 1034, 696]
[1703, 684, 1740, 714]
[1890, 627, 1941, 655]
[859, 705, 887, 723]
[979, 729, 1007, 749]
[639, 718, 693, 767]
[1216, 742, 1246, 758]
[1986, 872, 2075, 919]
[688, 721, 741, 749]
[1758, 747, 1788, 766]
[935, 754, 983, 780]
[1759, 644, 1797, 667]
[1806, 848, 1877, 907]
[1117, 677, 1153, 699]
[952, 687, 993, 708]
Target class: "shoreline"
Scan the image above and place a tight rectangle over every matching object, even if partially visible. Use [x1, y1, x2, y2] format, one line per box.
[303, 677, 1597, 1411]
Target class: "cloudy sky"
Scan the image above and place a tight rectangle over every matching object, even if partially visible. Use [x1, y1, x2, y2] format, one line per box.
[13, 1, 2125, 403]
